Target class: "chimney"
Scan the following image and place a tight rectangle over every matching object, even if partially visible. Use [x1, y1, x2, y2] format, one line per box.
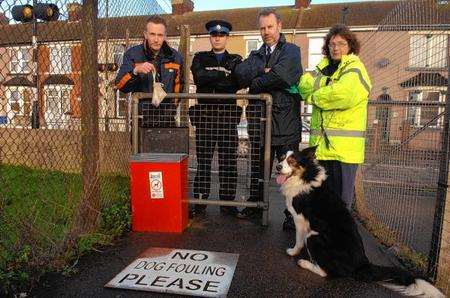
[67, 2, 82, 22]
[295, 0, 311, 9]
[171, 0, 194, 15]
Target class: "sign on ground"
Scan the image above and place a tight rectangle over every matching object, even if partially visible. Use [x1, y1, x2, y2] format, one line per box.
[105, 247, 239, 297]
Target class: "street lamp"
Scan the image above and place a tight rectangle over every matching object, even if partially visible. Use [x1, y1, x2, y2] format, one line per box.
[11, 2, 60, 129]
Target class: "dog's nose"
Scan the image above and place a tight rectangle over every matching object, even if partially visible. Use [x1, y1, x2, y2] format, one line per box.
[276, 164, 282, 172]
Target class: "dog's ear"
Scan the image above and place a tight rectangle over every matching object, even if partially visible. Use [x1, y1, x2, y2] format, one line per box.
[300, 146, 317, 160]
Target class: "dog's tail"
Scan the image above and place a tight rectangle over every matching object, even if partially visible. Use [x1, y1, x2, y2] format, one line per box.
[354, 264, 444, 298]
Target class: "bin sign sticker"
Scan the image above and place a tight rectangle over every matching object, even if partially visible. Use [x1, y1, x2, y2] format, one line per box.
[105, 247, 239, 297]
[149, 172, 164, 199]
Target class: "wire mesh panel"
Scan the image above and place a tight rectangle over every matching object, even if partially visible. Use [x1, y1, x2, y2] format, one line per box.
[138, 101, 188, 154]
[136, 96, 266, 209]
[364, 101, 444, 254]
[188, 101, 264, 207]
[0, 0, 166, 294]
[355, 0, 449, 292]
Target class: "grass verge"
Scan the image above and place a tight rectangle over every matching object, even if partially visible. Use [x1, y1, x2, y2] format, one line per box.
[0, 165, 130, 295]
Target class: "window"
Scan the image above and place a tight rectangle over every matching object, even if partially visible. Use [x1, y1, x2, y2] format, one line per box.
[10, 48, 31, 74]
[45, 86, 71, 120]
[113, 44, 126, 67]
[245, 37, 263, 57]
[167, 39, 180, 51]
[409, 34, 447, 68]
[116, 90, 129, 118]
[407, 90, 444, 127]
[6, 88, 25, 116]
[308, 37, 324, 70]
[49, 44, 72, 74]
[167, 38, 195, 53]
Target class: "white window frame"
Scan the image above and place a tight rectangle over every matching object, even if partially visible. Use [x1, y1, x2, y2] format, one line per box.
[244, 36, 263, 58]
[167, 37, 196, 53]
[167, 39, 180, 51]
[5, 87, 26, 116]
[49, 44, 72, 74]
[407, 87, 446, 128]
[116, 90, 129, 118]
[113, 43, 126, 67]
[9, 47, 32, 74]
[307, 34, 325, 71]
[44, 85, 72, 116]
[409, 33, 447, 69]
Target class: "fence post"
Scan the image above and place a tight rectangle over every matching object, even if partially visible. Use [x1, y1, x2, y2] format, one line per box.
[436, 170, 450, 292]
[262, 94, 273, 226]
[74, 0, 100, 234]
[428, 34, 450, 282]
[178, 24, 190, 126]
[31, 0, 40, 129]
[125, 28, 131, 133]
[354, 167, 373, 220]
[103, 0, 110, 132]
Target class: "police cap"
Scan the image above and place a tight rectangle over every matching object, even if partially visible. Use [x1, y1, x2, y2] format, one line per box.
[205, 20, 232, 35]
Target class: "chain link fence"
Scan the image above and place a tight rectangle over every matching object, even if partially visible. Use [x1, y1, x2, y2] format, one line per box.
[0, 0, 166, 294]
[1, 0, 450, 295]
[356, 0, 450, 294]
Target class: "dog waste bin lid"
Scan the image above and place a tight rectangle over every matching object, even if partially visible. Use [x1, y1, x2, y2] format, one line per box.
[130, 153, 188, 163]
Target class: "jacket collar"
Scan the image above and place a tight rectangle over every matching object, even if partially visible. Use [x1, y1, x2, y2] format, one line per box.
[316, 54, 360, 72]
[143, 40, 176, 61]
[256, 33, 287, 56]
[208, 49, 229, 56]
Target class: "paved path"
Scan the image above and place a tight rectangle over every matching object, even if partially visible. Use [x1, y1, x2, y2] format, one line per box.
[33, 182, 402, 297]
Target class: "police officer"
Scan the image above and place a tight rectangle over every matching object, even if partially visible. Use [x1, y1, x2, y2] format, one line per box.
[189, 20, 242, 216]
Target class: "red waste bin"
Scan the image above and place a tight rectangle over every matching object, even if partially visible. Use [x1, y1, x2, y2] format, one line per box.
[130, 153, 189, 233]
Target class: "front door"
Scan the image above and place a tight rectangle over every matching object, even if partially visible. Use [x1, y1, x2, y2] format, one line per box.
[44, 86, 71, 129]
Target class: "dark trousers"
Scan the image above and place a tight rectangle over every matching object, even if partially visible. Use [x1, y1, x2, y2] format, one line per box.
[319, 160, 359, 210]
[190, 105, 241, 201]
[246, 101, 300, 202]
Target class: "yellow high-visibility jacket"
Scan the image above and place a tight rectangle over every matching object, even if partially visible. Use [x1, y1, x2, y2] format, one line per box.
[299, 54, 372, 164]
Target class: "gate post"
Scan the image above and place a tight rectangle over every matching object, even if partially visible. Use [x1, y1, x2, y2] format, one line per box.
[428, 34, 450, 285]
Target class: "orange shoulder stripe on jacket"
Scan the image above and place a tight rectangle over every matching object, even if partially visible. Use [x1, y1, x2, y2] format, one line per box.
[116, 73, 132, 90]
[164, 62, 180, 70]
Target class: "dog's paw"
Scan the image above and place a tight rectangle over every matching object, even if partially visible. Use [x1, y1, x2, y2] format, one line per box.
[297, 259, 310, 269]
[286, 247, 300, 256]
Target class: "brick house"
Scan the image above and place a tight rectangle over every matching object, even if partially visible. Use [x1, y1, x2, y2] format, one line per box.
[0, 0, 448, 149]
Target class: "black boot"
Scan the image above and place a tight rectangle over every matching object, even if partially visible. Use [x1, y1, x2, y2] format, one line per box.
[237, 207, 262, 219]
[220, 206, 238, 216]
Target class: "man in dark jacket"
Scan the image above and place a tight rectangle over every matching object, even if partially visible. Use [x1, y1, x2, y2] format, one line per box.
[189, 20, 242, 217]
[115, 15, 183, 127]
[234, 8, 303, 220]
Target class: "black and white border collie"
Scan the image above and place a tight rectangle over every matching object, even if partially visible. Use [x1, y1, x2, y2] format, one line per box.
[276, 146, 444, 298]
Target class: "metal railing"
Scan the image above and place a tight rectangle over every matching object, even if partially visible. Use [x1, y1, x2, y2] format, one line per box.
[132, 92, 273, 226]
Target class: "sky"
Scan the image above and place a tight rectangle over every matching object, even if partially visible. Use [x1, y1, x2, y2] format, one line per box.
[156, 0, 389, 12]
